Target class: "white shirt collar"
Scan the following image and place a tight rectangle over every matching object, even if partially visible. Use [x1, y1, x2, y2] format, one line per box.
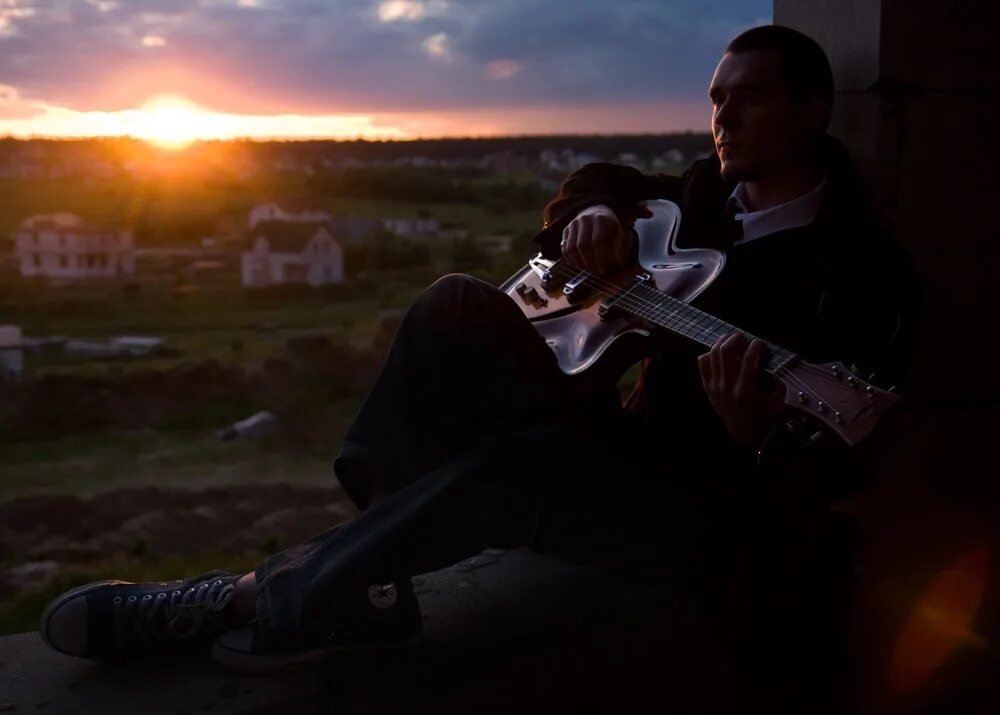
[725, 177, 828, 246]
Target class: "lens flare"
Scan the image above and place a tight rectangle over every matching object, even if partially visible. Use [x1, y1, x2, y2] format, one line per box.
[890, 546, 990, 694]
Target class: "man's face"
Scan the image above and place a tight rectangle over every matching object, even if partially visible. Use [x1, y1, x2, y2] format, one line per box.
[708, 49, 814, 183]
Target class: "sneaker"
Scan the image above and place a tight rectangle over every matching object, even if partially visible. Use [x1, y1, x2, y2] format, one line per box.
[39, 569, 245, 660]
[212, 579, 423, 675]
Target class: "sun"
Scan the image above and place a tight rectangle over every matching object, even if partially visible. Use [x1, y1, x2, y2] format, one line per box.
[134, 95, 210, 150]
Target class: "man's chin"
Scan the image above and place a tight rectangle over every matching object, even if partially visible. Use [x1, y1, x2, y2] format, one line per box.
[719, 160, 759, 183]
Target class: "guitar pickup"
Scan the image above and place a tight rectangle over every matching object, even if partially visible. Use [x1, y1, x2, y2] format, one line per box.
[515, 282, 548, 307]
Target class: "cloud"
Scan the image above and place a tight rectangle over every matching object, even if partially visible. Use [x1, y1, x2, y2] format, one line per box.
[141, 34, 166, 47]
[485, 60, 521, 80]
[0, 84, 44, 119]
[0, 0, 771, 127]
[422, 32, 451, 62]
[378, 0, 448, 23]
[0, 0, 35, 35]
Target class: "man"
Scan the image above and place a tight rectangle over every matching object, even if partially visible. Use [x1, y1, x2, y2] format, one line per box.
[39, 24, 918, 694]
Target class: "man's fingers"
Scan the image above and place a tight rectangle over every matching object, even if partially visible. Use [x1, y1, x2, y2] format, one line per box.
[565, 213, 636, 275]
[709, 336, 724, 389]
[577, 226, 600, 275]
[734, 338, 766, 399]
[718, 332, 746, 385]
[561, 223, 576, 258]
[697, 352, 711, 388]
[745, 338, 766, 375]
[564, 220, 584, 268]
[594, 215, 621, 274]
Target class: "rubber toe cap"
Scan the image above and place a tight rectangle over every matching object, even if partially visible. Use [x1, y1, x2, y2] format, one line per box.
[41, 595, 89, 657]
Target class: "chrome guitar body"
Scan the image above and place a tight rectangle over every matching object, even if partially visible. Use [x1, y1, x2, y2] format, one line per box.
[500, 200, 722, 377]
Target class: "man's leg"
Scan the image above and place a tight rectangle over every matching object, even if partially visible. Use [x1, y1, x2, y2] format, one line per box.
[247, 272, 628, 650]
[39, 271, 600, 660]
[331, 272, 616, 510]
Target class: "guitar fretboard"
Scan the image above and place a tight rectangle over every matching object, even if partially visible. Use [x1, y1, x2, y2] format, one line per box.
[612, 280, 797, 373]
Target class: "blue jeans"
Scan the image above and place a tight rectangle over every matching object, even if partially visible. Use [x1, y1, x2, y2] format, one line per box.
[250, 274, 709, 651]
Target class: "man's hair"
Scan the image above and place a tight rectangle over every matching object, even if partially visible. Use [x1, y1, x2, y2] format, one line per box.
[726, 25, 834, 105]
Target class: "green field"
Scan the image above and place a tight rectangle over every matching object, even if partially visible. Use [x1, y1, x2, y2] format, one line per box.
[0, 173, 545, 247]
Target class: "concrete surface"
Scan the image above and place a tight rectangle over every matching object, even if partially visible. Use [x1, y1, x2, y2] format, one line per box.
[0, 549, 742, 715]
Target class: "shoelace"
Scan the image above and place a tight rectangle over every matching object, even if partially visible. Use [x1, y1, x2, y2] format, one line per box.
[112, 576, 236, 653]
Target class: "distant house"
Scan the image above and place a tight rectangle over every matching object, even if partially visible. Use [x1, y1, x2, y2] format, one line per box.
[651, 149, 686, 171]
[382, 217, 440, 239]
[241, 221, 343, 287]
[248, 201, 333, 230]
[12, 213, 134, 280]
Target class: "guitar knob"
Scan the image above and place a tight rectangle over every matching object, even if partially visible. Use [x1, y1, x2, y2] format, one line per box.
[866, 385, 875, 398]
[847, 376, 858, 387]
[835, 411, 844, 425]
[832, 365, 842, 377]
[817, 402, 828, 413]
[797, 391, 808, 404]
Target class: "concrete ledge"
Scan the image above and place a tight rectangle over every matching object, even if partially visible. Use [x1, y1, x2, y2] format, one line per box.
[0, 549, 738, 714]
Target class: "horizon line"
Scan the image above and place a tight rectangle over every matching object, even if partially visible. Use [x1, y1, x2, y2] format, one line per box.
[0, 130, 712, 145]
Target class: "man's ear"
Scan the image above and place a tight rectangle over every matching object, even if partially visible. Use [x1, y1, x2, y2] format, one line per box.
[802, 93, 832, 135]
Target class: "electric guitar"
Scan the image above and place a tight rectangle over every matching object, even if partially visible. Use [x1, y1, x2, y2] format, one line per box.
[500, 200, 899, 447]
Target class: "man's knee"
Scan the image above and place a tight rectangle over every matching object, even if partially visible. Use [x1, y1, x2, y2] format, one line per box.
[415, 273, 519, 332]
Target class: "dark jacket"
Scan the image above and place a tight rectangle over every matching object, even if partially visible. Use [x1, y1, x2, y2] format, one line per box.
[530, 135, 922, 503]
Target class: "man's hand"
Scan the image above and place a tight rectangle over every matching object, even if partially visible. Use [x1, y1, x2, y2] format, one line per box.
[697, 332, 788, 449]
[561, 204, 652, 276]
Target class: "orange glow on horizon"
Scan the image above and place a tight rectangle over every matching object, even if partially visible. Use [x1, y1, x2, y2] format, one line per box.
[0, 85, 710, 142]
[131, 95, 206, 150]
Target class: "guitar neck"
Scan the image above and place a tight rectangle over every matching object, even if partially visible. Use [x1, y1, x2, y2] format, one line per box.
[615, 280, 798, 373]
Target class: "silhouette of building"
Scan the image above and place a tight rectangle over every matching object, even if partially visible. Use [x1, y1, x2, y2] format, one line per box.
[12, 213, 134, 280]
[241, 221, 343, 287]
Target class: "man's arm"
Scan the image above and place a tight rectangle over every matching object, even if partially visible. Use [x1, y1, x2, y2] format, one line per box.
[531, 162, 687, 259]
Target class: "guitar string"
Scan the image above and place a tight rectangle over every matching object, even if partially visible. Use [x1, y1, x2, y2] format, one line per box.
[540, 259, 839, 413]
[541, 259, 834, 409]
[535, 259, 835, 411]
[543, 259, 763, 351]
[544, 264, 834, 416]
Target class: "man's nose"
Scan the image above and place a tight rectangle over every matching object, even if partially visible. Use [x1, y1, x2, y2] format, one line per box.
[714, 98, 738, 132]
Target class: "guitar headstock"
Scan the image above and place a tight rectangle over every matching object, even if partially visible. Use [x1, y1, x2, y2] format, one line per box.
[778, 360, 900, 447]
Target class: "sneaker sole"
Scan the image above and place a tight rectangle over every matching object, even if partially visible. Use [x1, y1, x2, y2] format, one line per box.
[211, 633, 422, 676]
[38, 579, 130, 657]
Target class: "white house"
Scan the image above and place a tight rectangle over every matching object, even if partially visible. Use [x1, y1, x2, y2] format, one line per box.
[12, 213, 134, 280]
[241, 221, 343, 287]
[248, 202, 333, 230]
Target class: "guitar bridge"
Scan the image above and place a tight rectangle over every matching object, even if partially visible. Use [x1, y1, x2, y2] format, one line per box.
[563, 272, 588, 301]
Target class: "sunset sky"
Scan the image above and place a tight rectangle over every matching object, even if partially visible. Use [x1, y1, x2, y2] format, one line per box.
[0, 0, 770, 142]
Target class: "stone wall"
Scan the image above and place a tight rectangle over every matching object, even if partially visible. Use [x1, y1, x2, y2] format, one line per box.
[774, 1, 999, 711]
